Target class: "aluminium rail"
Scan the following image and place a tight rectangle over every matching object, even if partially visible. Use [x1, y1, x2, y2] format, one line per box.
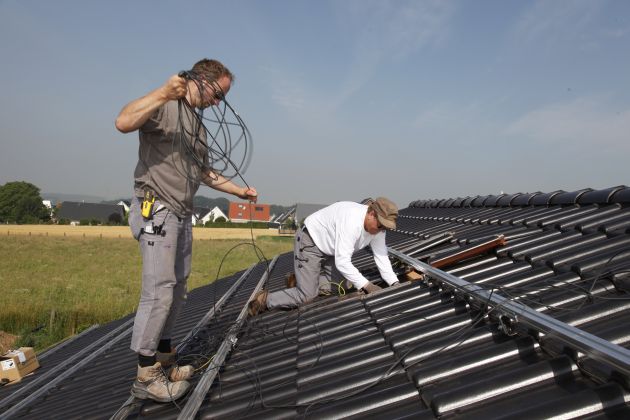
[388, 247, 630, 378]
[110, 263, 258, 420]
[177, 255, 278, 420]
[0, 319, 135, 420]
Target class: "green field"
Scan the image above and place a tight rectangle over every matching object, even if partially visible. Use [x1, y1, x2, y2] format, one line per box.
[0, 234, 293, 352]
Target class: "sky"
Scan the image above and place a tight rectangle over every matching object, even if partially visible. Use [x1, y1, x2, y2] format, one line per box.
[0, 0, 629, 208]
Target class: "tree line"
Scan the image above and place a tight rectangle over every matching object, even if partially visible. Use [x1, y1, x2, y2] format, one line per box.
[0, 181, 49, 224]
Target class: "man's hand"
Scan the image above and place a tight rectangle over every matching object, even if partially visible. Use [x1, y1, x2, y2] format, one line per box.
[362, 282, 382, 294]
[239, 187, 258, 203]
[115, 74, 188, 133]
[161, 74, 188, 101]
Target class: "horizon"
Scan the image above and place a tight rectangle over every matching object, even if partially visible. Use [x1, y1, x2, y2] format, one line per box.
[1, 1, 629, 209]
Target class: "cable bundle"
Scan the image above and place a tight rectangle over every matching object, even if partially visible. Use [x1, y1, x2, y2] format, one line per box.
[172, 70, 253, 190]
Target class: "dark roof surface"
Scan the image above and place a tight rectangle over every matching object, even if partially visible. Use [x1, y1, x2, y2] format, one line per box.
[2, 186, 630, 419]
[57, 202, 125, 222]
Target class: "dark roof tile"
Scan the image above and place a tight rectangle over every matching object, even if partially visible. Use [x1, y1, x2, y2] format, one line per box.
[530, 190, 564, 206]
[549, 188, 593, 205]
[578, 185, 626, 205]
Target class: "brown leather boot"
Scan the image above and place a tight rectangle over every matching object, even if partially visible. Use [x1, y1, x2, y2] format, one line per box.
[131, 362, 190, 402]
[248, 290, 268, 316]
[156, 349, 194, 381]
[286, 272, 296, 288]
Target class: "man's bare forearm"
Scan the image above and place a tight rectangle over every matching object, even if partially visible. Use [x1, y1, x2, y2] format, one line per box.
[115, 75, 188, 133]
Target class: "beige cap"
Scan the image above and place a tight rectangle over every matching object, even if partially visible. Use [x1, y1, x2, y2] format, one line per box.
[371, 197, 398, 230]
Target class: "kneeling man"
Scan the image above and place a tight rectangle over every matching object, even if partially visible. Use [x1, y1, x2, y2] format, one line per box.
[249, 197, 399, 315]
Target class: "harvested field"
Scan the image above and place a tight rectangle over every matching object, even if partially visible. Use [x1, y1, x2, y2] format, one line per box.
[0, 233, 293, 351]
[0, 331, 18, 354]
[3, 224, 288, 240]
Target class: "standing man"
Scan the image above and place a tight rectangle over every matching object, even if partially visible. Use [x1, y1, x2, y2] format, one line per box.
[116, 59, 258, 402]
[249, 197, 399, 316]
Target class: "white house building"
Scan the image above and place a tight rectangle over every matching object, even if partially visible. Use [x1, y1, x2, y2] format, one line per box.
[193, 206, 229, 226]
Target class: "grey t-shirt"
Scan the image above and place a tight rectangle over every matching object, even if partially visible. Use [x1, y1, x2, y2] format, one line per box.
[133, 100, 209, 217]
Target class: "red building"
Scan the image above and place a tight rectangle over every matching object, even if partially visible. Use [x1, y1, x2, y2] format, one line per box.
[228, 202, 271, 223]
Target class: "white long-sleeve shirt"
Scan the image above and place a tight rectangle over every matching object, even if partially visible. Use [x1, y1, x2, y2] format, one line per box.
[304, 201, 399, 289]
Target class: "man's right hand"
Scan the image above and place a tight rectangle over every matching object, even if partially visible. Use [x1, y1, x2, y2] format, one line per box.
[162, 74, 188, 101]
[116, 74, 189, 133]
[362, 282, 382, 294]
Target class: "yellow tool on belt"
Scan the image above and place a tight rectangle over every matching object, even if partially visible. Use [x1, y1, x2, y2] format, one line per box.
[141, 190, 155, 219]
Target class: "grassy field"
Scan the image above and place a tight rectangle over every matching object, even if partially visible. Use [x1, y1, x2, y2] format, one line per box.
[3, 224, 287, 240]
[0, 228, 293, 352]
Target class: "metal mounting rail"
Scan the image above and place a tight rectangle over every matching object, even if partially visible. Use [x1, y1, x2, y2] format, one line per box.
[1, 319, 134, 420]
[110, 263, 257, 420]
[388, 247, 630, 378]
[177, 256, 278, 420]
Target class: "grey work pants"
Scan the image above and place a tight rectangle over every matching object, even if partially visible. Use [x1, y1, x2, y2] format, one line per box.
[267, 228, 332, 310]
[128, 196, 192, 356]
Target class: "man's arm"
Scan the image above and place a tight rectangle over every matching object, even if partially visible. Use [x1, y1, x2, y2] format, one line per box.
[333, 224, 369, 290]
[370, 233, 399, 285]
[202, 170, 258, 202]
[115, 75, 188, 133]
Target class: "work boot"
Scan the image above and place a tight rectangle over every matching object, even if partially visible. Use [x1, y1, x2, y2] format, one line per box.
[248, 290, 268, 316]
[131, 362, 190, 403]
[156, 349, 195, 381]
[156, 349, 175, 365]
[286, 273, 297, 288]
[168, 365, 195, 382]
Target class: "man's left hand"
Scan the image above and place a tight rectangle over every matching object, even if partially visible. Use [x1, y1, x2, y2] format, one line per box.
[240, 187, 258, 203]
[362, 282, 382, 294]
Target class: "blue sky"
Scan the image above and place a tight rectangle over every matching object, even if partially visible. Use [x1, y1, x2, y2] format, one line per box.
[1, 0, 628, 207]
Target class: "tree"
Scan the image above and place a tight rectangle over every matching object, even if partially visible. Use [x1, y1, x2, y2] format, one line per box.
[0, 181, 49, 224]
[108, 212, 123, 225]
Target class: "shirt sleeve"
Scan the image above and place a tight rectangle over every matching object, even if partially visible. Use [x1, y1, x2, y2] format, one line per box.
[140, 104, 167, 136]
[333, 216, 369, 290]
[370, 232, 399, 285]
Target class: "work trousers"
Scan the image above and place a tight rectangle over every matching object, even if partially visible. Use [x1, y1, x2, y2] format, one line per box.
[267, 227, 332, 310]
[128, 196, 192, 356]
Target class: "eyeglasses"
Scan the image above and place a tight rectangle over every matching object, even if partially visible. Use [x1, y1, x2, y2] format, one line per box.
[200, 78, 225, 102]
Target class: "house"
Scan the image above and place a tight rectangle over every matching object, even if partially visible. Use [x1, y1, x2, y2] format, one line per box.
[191, 207, 212, 226]
[56, 201, 125, 225]
[194, 206, 229, 226]
[2, 186, 630, 419]
[269, 202, 327, 229]
[268, 208, 295, 228]
[117, 200, 130, 214]
[42, 200, 54, 218]
[228, 201, 270, 223]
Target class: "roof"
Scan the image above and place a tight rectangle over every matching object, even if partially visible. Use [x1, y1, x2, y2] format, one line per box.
[2, 185, 630, 419]
[57, 201, 125, 223]
[271, 208, 296, 224]
[192, 207, 212, 217]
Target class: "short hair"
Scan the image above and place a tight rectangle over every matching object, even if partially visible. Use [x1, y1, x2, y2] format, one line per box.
[191, 58, 234, 83]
